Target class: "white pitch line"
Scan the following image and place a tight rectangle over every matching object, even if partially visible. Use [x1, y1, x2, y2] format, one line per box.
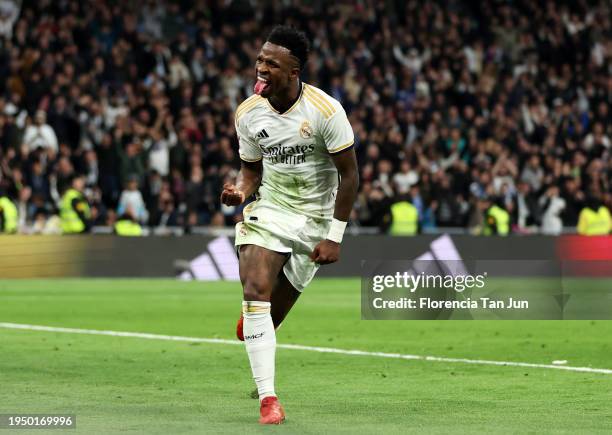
[1, 322, 611, 375]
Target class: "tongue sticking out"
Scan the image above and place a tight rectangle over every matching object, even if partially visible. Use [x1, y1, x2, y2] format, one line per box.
[254, 79, 269, 95]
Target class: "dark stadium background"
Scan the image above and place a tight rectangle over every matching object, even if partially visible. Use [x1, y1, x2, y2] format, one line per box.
[0, 0, 609, 236]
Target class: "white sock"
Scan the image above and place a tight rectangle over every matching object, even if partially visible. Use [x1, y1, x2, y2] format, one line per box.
[242, 301, 276, 401]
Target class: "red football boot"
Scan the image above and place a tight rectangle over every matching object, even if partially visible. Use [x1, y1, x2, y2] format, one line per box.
[259, 396, 285, 424]
[236, 314, 244, 341]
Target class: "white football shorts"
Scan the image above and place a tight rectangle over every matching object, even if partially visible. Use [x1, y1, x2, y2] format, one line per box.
[235, 199, 330, 292]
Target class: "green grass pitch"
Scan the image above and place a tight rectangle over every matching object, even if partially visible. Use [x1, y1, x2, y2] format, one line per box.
[1, 278, 612, 434]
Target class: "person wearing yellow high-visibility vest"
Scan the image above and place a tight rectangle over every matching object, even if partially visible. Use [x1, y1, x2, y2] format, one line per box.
[388, 196, 419, 236]
[0, 193, 18, 234]
[59, 175, 92, 234]
[483, 198, 510, 236]
[577, 196, 611, 236]
[114, 208, 143, 236]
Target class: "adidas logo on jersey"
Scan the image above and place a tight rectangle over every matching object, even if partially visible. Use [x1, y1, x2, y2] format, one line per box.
[256, 129, 269, 138]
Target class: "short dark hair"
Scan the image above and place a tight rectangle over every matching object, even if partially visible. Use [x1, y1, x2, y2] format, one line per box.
[266, 25, 309, 69]
[69, 173, 85, 185]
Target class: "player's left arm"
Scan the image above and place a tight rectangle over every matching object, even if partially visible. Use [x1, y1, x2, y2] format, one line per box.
[330, 149, 359, 222]
[310, 99, 359, 265]
[311, 148, 359, 264]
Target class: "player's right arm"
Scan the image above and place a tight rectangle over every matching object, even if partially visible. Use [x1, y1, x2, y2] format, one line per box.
[221, 108, 263, 206]
[221, 160, 262, 206]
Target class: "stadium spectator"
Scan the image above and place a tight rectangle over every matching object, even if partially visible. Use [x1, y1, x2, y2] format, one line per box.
[388, 195, 419, 236]
[577, 194, 612, 236]
[513, 181, 540, 232]
[0, 0, 19, 40]
[393, 160, 419, 194]
[15, 184, 30, 230]
[114, 208, 143, 236]
[0, 189, 17, 233]
[59, 175, 92, 234]
[117, 176, 149, 225]
[539, 185, 566, 235]
[483, 198, 510, 236]
[22, 110, 58, 152]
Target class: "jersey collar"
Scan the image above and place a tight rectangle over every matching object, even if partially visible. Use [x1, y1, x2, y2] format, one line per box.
[266, 81, 304, 115]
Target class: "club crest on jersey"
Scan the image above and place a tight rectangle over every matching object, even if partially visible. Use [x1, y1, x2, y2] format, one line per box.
[238, 223, 248, 236]
[299, 120, 313, 139]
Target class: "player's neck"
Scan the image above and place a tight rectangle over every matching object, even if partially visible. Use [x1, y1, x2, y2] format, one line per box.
[268, 80, 301, 114]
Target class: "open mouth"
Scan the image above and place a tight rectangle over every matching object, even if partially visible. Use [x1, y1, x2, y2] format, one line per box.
[254, 76, 270, 95]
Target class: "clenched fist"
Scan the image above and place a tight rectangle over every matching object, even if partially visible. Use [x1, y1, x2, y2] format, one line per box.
[309, 239, 340, 265]
[220, 183, 246, 206]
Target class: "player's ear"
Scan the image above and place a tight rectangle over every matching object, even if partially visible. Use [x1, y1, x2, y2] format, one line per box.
[289, 67, 300, 80]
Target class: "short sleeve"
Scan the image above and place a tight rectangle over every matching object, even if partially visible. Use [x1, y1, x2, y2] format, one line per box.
[236, 115, 262, 162]
[322, 106, 354, 154]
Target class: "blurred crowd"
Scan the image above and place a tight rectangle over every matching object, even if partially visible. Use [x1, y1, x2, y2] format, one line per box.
[0, 0, 610, 235]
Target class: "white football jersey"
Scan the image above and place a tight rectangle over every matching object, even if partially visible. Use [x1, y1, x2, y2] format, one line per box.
[235, 82, 354, 219]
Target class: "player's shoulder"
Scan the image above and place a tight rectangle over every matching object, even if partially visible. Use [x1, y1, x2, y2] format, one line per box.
[235, 94, 265, 123]
[302, 83, 344, 120]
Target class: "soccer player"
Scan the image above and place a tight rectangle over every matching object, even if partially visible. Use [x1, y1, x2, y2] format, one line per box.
[220, 25, 359, 424]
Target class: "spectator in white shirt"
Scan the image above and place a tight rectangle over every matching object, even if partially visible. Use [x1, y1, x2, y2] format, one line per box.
[539, 185, 566, 235]
[146, 118, 177, 177]
[117, 175, 148, 224]
[393, 160, 419, 194]
[583, 122, 610, 151]
[23, 110, 58, 152]
[0, 0, 20, 39]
